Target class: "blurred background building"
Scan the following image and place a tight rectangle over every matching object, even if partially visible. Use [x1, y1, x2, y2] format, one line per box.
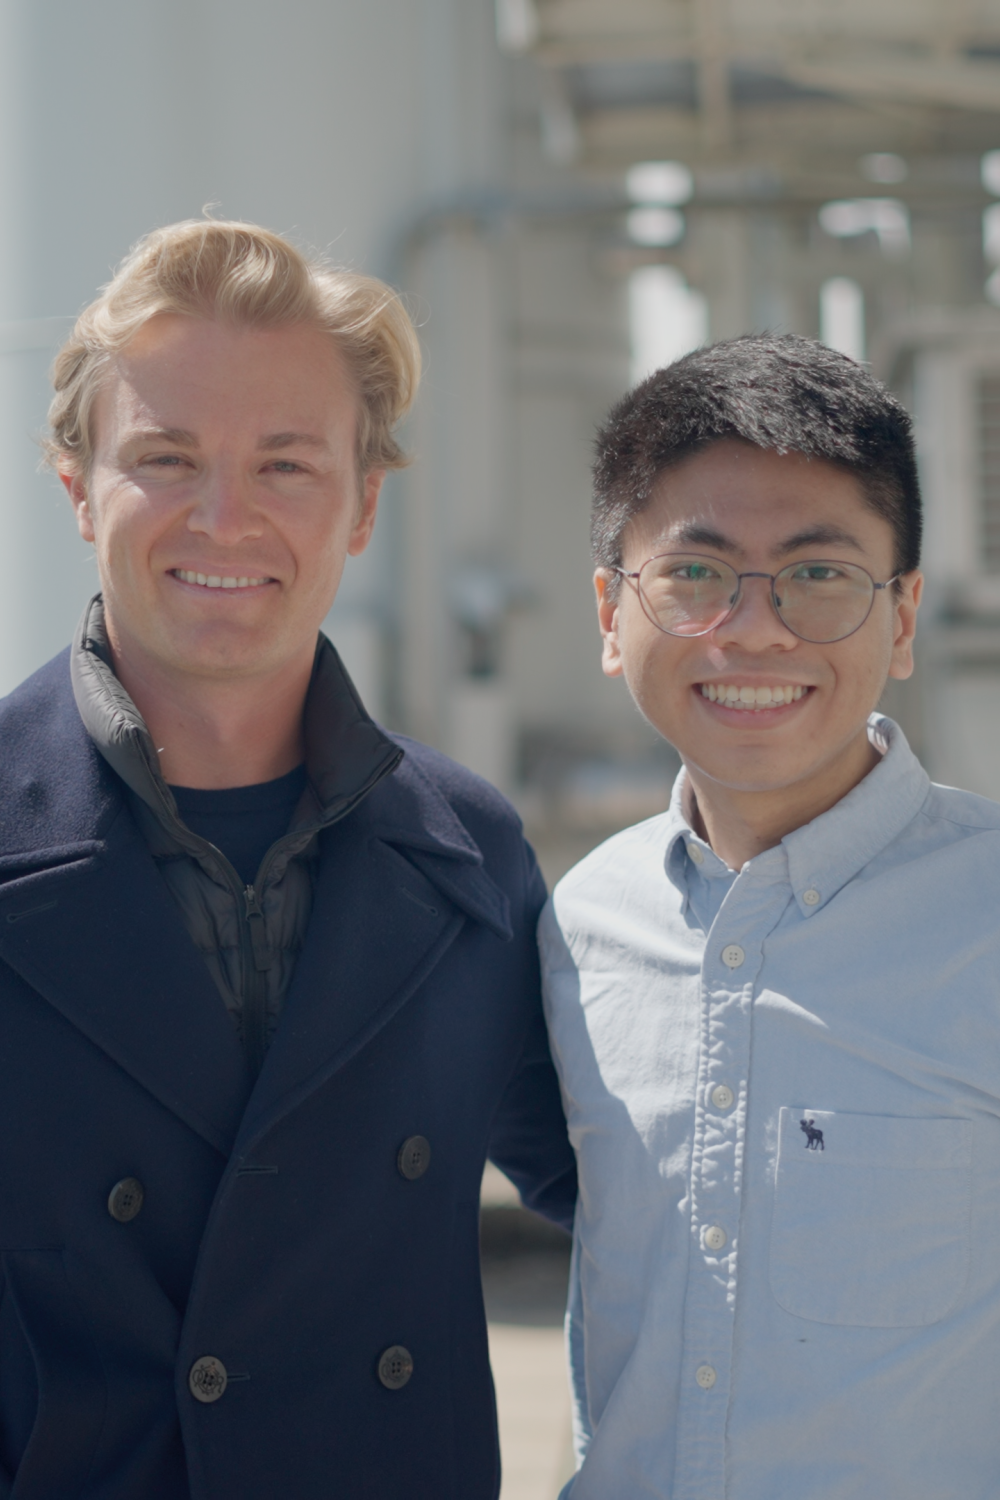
[3, 3, 1000, 1493]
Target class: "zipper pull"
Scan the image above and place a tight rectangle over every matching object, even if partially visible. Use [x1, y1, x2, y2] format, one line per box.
[243, 885, 272, 970]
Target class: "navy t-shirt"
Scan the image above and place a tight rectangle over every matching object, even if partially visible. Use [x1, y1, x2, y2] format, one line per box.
[170, 764, 308, 888]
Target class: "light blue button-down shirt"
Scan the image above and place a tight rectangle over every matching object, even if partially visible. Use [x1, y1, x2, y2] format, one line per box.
[539, 717, 1000, 1500]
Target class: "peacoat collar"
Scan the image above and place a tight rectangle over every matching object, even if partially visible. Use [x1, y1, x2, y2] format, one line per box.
[0, 646, 511, 1159]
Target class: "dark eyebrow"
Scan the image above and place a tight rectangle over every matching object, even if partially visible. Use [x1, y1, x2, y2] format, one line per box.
[773, 524, 864, 557]
[672, 523, 736, 552]
[664, 521, 865, 559]
[257, 431, 329, 452]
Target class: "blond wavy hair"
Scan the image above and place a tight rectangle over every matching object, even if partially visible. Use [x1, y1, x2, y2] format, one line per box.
[46, 218, 421, 479]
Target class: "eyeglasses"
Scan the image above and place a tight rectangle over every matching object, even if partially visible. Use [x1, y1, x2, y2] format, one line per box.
[613, 553, 899, 645]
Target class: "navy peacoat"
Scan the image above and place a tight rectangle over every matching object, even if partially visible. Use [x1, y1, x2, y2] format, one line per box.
[0, 651, 576, 1499]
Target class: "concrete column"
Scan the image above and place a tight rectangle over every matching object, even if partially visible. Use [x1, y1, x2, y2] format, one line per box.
[397, 0, 517, 777]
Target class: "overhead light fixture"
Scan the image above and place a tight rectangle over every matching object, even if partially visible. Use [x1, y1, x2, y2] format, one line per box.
[818, 199, 910, 257]
[626, 161, 693, 207]
[627, 207, 686, 248]
[859, 153, 908, 185]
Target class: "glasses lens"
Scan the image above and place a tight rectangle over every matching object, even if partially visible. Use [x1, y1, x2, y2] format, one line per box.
[773, 560, 875, 643]
[638, 554, 739, 636]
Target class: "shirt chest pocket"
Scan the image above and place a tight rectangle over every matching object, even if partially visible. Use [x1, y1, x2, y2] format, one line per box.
[769, 1107, 972, 1327]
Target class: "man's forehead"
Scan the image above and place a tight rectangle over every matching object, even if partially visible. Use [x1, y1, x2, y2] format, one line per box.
[632, 442, 874, 550]
[92, 317, 353, 452]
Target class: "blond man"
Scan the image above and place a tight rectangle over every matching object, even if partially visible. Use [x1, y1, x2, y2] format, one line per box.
[0, 220, 574, 1498]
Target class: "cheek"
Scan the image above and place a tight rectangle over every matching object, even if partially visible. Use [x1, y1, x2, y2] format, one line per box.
[620, 629, 687, 704]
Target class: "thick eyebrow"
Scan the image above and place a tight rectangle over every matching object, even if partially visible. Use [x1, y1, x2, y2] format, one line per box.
[664, 521, 865, 558]
[671, 523, 734, 552]
[773, 524, 865, 557]
[257, 431, 330, 452]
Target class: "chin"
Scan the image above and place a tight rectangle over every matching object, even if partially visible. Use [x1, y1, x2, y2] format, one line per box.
[163, 629, 284, 678]
[684, 751, 815, 796]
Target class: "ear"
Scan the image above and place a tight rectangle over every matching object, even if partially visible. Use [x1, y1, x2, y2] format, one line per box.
[887, 569, 923, 680]
[595, 570, 624, 678]
[60, 467, 96, 544]
[347, 468, 385, 557]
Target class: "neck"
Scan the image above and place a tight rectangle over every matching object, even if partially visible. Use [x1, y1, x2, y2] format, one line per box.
[685, 728, 880, 871]
[109, 640, 314, 791]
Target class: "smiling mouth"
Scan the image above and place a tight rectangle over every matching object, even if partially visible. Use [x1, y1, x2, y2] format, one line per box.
[171, 569, 273, 590]
[700, 683, 810, 710]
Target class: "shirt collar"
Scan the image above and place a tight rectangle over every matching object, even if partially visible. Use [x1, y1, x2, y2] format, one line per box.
[662, 714, 931, 913]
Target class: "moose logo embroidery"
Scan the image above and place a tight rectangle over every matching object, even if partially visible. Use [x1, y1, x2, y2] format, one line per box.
[800, 1117, 825, 1151]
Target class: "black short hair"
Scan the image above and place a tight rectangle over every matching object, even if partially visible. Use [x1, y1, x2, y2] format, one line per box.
[592, 333, 921, 582]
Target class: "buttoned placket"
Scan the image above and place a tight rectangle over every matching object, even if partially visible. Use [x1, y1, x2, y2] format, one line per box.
[672, 848, 793, 1500]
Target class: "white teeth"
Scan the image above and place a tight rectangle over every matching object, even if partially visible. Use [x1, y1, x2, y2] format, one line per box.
[175, 570, 269, 589]
[700, 684, 806, 709]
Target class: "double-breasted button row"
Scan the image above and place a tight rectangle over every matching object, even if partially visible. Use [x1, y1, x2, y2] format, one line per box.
[186, 1346, 415, 1404]
[109, 1136, 433, 1223]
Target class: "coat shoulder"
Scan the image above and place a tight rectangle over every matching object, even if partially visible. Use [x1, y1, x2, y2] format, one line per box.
[386, 733, 526, 846]
[0, 648, 118, 854]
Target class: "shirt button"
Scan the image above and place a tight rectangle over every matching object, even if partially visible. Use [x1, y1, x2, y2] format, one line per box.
[378, 1345, 414, 1390]
[721, 943, 745, 969]
[710, 1084, 735, 1111]
[189, 1356, 228, 1403]
[803, 888, 821, 906]
[687, 842, 705, 865]
[397, 1136, 431, 1180]
[703, 1224, 728, 1251]
[695, 1364, 717, 1390]
[107, 1177, 144, 1223]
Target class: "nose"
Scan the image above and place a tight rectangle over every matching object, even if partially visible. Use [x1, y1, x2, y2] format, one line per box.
[186, 463, 264, 545]
[711, 572, 797, 651]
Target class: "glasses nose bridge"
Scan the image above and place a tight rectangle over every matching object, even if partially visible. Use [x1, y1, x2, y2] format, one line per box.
[725, 568, 780, 623]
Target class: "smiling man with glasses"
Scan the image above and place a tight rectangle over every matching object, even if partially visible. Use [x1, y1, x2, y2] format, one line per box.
[540, 333, 1000, 1499]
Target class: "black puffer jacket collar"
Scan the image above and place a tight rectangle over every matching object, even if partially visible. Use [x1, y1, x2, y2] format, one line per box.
[70, 593, 403, 850]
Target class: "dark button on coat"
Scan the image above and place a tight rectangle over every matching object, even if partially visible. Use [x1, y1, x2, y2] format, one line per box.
[0, 652, 576, 1500]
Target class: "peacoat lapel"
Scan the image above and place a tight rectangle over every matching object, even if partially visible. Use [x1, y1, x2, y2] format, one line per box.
[0, 709, 251, 1158]
[235, 753, 514, 1153]
[0, 653, 515, 1163]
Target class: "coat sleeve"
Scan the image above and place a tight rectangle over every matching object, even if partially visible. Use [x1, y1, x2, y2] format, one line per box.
[486, 840, 578, 1233]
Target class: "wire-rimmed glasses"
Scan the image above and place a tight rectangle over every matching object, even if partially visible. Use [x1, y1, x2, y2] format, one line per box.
[613, 553, 898, 645]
